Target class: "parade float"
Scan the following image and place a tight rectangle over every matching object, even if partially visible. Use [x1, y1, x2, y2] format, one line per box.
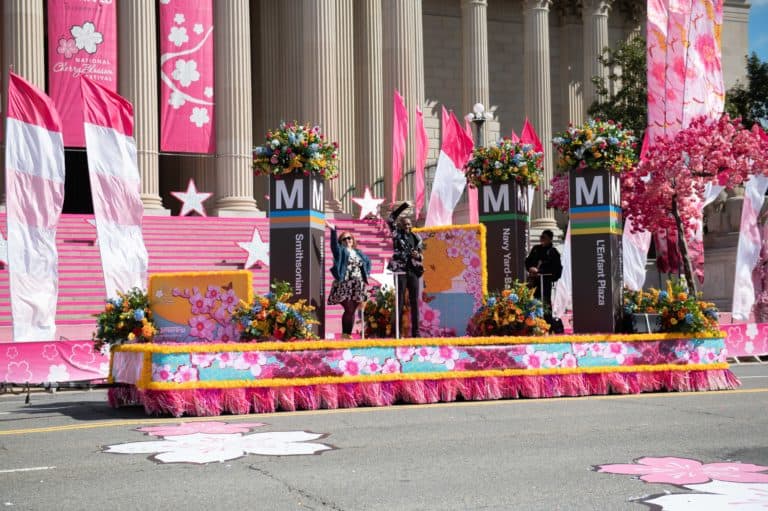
[104, 122, 739, 417]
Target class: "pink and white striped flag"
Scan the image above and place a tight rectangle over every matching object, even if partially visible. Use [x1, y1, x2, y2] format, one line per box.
[391, 90, 409, 204]
[414, 106, 428, 220]
[424, 107, 474, 227]
[81, 77, 148, 298]
[5, 72, 66, 341]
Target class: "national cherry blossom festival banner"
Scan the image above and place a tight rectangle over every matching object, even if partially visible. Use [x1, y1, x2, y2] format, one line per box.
[159, 0, 215, 153]
[47, 0, 117, 147]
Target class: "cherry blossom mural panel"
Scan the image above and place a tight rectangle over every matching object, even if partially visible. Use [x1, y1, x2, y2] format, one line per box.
[159, 0, 215, 153]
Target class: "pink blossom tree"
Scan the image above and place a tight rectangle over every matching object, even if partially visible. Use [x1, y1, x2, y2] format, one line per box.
[624, 114, 768, 296]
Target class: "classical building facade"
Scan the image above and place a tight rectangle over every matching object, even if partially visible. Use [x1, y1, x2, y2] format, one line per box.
[0, 1, 754, 306]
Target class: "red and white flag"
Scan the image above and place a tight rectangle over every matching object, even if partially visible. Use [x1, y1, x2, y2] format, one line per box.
[391, 90, 409, 204]
[414, 106, 428, 220]
[81, 77, 148, 298]
[424, 107, 474, 227]
[5, 72, 66, 341]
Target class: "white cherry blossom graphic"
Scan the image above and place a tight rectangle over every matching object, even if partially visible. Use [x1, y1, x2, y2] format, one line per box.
[174, 13, 185, 25]
[169, 91, 186, 109]
[103, 431, 332, 464]
[172, 59, 200, 87]
[168, 26, 189, 47]
[193, 23, 204, 35]
[47, 364, 70, 382]
[70, 22, 103, 54]
[203, 86, 213, 98]
[190, 107, 210, 128]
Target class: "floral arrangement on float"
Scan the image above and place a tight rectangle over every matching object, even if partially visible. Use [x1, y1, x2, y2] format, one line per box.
[231, 281, 319, 341]
[544, 172, 570, 214]
[362, 286, 395, 338]
[466, 281, 550, 337]
[93, 288, 157, 352]
[253, 121, 339, 180]
[463, 137, 544, 188]
[622, 278, 720, 335]
[552, 119, 637, 173]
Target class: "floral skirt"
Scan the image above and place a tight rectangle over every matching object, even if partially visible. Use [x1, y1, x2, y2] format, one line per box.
[328, 278, 367, 305]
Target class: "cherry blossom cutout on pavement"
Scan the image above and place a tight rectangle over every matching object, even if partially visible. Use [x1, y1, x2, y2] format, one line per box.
[103, 422, 332, 465]
[237, 227, 269, 269]
[595, 456, 768, 510]
[171, 178, 212, 216]
[352, 186, 385, 220]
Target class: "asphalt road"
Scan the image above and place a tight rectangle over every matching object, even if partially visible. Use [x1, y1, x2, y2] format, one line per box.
[1, 364, 767, 511]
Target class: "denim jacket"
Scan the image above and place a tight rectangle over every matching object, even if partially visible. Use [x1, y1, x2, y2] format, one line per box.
[329, 228, 371, 283]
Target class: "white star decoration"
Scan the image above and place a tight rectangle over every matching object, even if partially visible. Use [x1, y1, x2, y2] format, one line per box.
[0, 230, 7, 265]
[237, 228, 269, 269]
[171, 179, 212, 216]
[352, 187, 385, 220]
[369, 259, 395, 290]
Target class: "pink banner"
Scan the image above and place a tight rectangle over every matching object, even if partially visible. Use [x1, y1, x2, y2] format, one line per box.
[159, 0, 215, 153]
[391, 90, 409, 203]
[723, 323, 768, 358]
[47, 0, 117, 147]
[414, 107, 428, 220]
[2, 341, 108, 384]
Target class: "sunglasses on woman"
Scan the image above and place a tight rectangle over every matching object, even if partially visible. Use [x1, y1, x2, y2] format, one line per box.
[340, 237, 352, 242]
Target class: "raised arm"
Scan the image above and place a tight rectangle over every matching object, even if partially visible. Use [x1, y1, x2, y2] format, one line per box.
[329, 225, 340, 260]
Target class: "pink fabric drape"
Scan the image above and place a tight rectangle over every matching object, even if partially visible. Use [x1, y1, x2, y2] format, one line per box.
[414, 107, 428, 220]
[464, 119, 479, 224]
[391, 90, 409, 204]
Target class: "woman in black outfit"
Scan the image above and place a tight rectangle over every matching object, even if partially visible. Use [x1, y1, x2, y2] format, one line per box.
[327, 224, 372, 336]
[387, 203, 423, 338]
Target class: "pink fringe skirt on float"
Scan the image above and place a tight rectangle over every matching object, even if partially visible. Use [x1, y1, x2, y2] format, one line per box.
[108, 369, 741, 418]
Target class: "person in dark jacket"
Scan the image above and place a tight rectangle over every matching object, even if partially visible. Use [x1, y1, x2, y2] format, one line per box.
[327, 224, 372, 336]
[525, 229, 562, 309]
[387, 202, 423, 337]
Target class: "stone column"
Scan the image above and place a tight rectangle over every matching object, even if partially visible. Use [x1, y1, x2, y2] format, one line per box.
[558, 4, 584, 125]
[383, 0, 425, 205]
[118, 0, 166, 213]
[2, 0, 46, 208]
[582, 0, 612, 111]
[354, 0, 385, 200]
[213, 0, 259, 216]
[461, 0, 490, 144]
[523, 0, 557, 232]
[336, 0, 356, 212]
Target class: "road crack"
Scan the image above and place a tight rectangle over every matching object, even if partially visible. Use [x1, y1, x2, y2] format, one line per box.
[250, 465, 345, 511]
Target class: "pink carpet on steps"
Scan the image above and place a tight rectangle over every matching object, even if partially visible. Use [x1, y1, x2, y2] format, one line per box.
[108, 369, 740, 418]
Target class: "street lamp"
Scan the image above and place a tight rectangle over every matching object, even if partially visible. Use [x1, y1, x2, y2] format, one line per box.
[464, 102, 493, 148]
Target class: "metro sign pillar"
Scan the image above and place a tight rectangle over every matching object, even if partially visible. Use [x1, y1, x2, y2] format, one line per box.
[569, 168, 623, 333]
[269, 174, 325, 338]
[479, 182, 529, 292]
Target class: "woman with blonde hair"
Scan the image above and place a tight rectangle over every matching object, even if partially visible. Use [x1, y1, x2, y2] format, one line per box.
[327, 224, 372, 336]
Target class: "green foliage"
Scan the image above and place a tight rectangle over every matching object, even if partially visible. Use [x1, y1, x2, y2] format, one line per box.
[587, 36, 647, 151]
[725, 52, 768, 129]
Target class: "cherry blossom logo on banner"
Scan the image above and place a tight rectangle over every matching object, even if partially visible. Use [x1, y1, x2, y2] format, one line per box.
[159, 0, 215, 153]
[352, 187, 385, 220]
[102, 422, 333, 464]
[595, 456, 768, 509]
[237, 228, 270, 269]
[171, 178, 212, 216]
[0, 230, 7, 265]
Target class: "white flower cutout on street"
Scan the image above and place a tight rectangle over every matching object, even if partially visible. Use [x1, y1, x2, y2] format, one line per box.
[171, 179, 212, 217]
[237, 228, 270, 269]
[103, 422, 332, 464]
[70, 22, 103, 54]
